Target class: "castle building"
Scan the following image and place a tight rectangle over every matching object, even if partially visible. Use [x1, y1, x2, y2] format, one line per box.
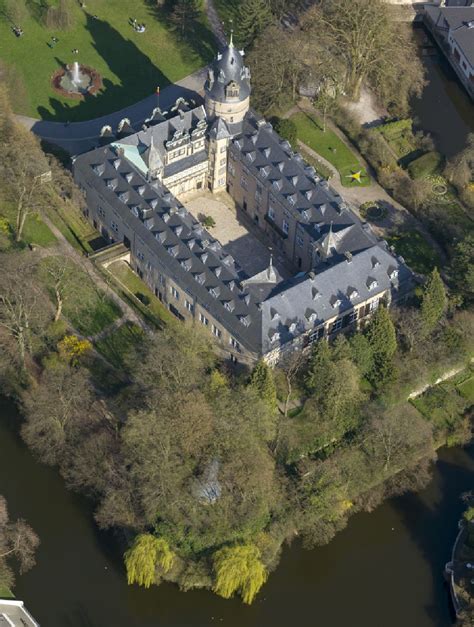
[73, 41, 413, 365]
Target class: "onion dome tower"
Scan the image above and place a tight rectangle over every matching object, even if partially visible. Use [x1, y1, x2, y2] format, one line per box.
[204, 32, 251, 128]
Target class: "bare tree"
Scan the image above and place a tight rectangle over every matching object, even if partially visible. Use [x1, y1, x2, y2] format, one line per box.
[0, 125, 50, 242]
[0, 253, 50, 368]
[0, 495, 39, 591]
[21, 363, 96, 466]
[40, 257, 75, 322]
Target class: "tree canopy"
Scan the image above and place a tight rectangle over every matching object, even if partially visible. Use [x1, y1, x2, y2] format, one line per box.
[125, 534, 174, 588]
[213, 544, 267, 604]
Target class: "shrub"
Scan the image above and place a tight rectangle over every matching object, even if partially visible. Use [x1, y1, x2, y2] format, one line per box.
[408, 151, 443, 180]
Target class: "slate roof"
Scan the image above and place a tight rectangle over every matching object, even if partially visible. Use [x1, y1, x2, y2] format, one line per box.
[260, 244, 413, 353]
[427, 5, 474, 67]
[75, 143, 264, 354]
[231, 111, 376, 265]
[113, 106, 208, 165]
[74, 106, 413, 358]
[205, 43, 251, 103]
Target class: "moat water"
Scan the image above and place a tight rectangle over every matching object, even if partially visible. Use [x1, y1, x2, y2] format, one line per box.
[0, 396, 473, 627]
[412, 30, 474, 157]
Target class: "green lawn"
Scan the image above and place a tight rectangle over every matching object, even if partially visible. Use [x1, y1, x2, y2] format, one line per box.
[291, 111, 369, 188]
[457, 376, 474, 403]
[45, 201, 98, 254]
[386, 230, 441, 275]
[95, 321, 144, 369]
[0, 200, 56, 248]
[0, 586, 14, 599]
[0, 0, 214, 121]
[410, 382, 469, 446]
[39, 257, 122, 336]
[107, 260, 175, 327]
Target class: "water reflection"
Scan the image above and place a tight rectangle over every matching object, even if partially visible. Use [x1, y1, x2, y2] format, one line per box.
[0, 398, 472, 627]
[412, 35, 474, 157]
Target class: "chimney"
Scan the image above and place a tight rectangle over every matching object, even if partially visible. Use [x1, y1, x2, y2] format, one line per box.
[345, 252, 353, 264]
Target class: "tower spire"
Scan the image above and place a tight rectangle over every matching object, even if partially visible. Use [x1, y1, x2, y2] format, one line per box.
[229, 20, 234, 47]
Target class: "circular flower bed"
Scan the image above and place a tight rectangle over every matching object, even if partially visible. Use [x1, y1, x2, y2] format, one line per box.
[360, 202, 387, 222]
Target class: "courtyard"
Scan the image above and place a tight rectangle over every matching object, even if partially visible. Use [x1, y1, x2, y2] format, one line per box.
[0, 0, 214, 121]
[184, 191, 291, 279]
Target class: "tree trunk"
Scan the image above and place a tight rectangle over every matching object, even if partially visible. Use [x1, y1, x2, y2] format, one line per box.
[284, 377, 292, 418]
[54, 288, 63, 322]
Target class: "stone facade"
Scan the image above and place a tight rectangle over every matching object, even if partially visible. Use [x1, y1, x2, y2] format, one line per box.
[73, 42, 413, 365]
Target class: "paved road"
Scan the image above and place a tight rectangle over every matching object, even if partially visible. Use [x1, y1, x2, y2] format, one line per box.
[17, 66, 208, 156]
[17, 0, 228, 156]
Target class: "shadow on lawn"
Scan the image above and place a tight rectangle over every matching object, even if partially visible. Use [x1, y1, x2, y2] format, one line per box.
[38, 13, 172, 122]
[144, 0, 215, 63]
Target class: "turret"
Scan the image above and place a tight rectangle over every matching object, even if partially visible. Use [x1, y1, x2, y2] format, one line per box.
[204, 34, 251, 128]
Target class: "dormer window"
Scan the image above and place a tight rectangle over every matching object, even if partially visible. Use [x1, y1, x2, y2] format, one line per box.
[239, 315, 251, 327]
[195, 272, 206, 285]
[271, 332, 280, 343]
[367, 279, 378, 291]
[225, 80, 240, 98]
[289, 322, 297, 334]
[224, 300, 235, 312]
[312, 287, 320, 300]
[348, 289, 359, 300]
[209, 286, 220, 298]
[390, 269, 398, 280]
[332, 298, 342, 308]
[181, 258, 192, 271]
[309, 312, 317, 323]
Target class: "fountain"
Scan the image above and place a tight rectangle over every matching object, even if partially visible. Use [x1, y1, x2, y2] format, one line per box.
[51, 61, 102, 100]
[71, 61, 81, 86]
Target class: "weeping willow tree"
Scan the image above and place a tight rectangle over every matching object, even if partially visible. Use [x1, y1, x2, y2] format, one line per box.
[124, 534, 174, 588]
[212, 544, 267, 604]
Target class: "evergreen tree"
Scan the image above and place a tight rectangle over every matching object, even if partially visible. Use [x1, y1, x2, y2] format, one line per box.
[365, 306, 397, 387]
[449, 236, 474, 307]
[169, 0, 200, 38]
[250, 360, 277, 413]
[213, 544, 267, 604]
[236, 0, 272, 49]
[125, 534, 174, 588]
[349, 333, 374, 377]
[271, 117, 298, 150]
[420, 268, 447, 337]
[305, 340, 332, 395]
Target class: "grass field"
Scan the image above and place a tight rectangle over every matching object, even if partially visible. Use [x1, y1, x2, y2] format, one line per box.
[95, 320, 144, 369]
[0, 200, 56, 249]
[39, 256, 122, 336]
[45, 201, 98, 253]
[291, 111, 369, 188]
[107, 260, 175, 327]
[0, 0, 214, 121]
[386, 230, 441, 275]
[457, 376, 474, 403]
